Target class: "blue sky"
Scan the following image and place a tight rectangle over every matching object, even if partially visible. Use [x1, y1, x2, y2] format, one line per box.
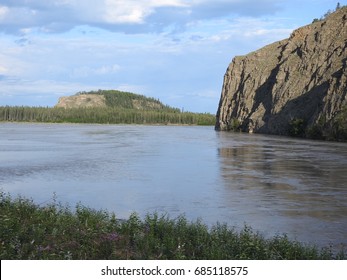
[0, 0, 345, 113]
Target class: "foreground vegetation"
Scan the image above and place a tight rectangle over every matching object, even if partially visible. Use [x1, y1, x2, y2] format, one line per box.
[0, 90, 216, 126]
[0, 192, 345, 260]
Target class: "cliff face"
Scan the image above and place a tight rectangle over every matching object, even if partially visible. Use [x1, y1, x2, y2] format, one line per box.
[216, 7, 347, 138]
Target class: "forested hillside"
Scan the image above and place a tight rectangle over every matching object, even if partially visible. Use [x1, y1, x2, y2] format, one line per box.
[0, 90, 215, 125]
[88, 90, 179, 112]
[56, 90, 181, 112]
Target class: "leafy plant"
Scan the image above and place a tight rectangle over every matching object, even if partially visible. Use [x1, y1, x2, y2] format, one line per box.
[0, 192, 345, 260]
[228, 118, 241, 131]
[289, 118, 306, 137]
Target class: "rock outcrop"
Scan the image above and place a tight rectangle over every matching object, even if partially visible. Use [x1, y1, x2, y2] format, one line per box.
[56, 94, 107, 109]
[215, 7, 347, 138]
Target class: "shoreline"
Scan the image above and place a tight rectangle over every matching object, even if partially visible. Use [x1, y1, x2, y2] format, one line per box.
[1, 191, 345, 260]
[0, 120, 214, 127]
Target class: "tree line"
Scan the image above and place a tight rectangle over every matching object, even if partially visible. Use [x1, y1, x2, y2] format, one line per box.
[0, 106, 216, 126]
[312, 2, 346, 22]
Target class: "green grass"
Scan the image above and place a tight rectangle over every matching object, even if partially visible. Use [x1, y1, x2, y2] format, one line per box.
[0, 192, 345, 260]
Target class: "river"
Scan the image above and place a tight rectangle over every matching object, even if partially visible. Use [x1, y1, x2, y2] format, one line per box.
[0, 123, 346, 249]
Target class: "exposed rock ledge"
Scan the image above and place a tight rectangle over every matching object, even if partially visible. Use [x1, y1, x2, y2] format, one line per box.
[55, 94, 107, 109]
[215, 7, 347, 138]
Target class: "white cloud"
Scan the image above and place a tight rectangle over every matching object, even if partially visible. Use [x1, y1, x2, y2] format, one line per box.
[0, 5, 9, 19]
[0, 75, 148, 106]
[0, 65, 8, 74]
[0, 52, 30, 77]
[115, 83, 148, 94]
[0, 0, 317, 113]
[103, 0, 188, 24]
[71, 64, 121, 78]
[0, 0, 282, 34]
[0, 76, 112, 106]
[165, 15, 293, 50]
[0, 77, 76, 95]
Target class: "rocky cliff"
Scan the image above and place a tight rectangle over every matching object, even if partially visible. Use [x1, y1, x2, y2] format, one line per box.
[216, 7, 347, 139]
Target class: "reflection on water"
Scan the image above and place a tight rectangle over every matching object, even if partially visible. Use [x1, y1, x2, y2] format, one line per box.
[0, 123, 346, 249]
[217, 132, 347, 247]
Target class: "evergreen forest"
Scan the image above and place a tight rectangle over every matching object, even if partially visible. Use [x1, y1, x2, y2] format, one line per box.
[0, 90, 215, 126]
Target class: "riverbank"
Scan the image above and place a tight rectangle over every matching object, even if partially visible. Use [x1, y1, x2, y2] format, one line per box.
[0, 192, 345, 260]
